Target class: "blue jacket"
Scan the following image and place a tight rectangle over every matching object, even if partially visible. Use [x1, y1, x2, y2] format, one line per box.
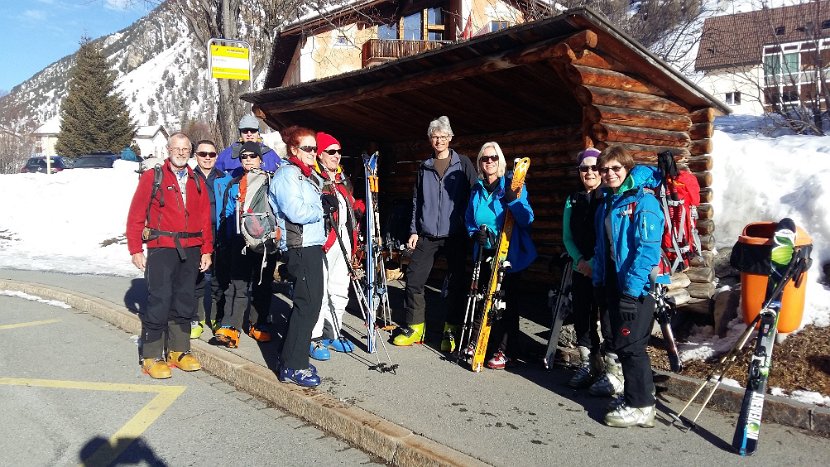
[268, 162, 326, 251]
[465, 175, 537, 273]
[193, 167, 231, 235]
[216, 141, 281, 177]
[592, 165, 664, 298]
[410, 149, 477, 237]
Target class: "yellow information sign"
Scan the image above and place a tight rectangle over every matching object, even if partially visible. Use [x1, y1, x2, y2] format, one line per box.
[209, 44, 251, 81]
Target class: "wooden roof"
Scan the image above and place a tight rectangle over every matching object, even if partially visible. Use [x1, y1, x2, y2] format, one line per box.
[245, 8, 728, 141]
[695, 1, 830, 71]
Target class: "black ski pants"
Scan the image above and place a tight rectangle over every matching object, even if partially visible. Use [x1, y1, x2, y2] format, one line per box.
[572, 270, 610, 350]
[606, 266, 656, 408]
[280, 246, 324, 370]
[215, 239, 276, 330]
[142, 246, 200, 360]
[404, 233, 469, 326]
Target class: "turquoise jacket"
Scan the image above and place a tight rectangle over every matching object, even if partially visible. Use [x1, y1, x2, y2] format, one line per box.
[592, 165, 664, 298]
[465, 174, 537, 273]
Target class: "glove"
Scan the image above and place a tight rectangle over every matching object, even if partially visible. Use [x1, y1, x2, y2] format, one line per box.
[502, 188, 518, 204]
[474, 227, 489, 247]
[321, 193, 338, 213]
[619, 294, 639, 322]
[592, 286, 607, 309]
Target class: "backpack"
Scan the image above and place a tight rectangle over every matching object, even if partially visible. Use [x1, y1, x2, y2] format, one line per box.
[654, 150, 702, 274]
[237, 168, 281, 256]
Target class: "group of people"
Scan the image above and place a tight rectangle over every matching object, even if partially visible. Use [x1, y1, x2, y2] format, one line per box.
[126, 113, 665, 427]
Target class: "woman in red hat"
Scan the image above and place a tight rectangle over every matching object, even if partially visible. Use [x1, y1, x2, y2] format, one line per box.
[309, 132, 365, 360]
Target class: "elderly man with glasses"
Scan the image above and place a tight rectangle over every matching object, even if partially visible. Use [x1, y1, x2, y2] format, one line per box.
[215, 114, 282, 176]
[126, 132, 213, 379]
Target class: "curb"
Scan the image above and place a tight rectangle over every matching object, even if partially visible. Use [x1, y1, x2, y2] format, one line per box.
[0, 279, 487, 467]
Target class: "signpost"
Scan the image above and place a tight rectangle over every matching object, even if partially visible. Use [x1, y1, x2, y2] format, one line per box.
[207, 38, 252, 91]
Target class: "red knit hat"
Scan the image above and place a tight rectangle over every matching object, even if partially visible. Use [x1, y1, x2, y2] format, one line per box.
[316, 132, 340, 156]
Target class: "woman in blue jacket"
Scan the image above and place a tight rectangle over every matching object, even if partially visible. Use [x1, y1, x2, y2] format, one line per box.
[593, 146, 664, 428]
[268, 126, 331, 388]
[464, 142, 536, 369]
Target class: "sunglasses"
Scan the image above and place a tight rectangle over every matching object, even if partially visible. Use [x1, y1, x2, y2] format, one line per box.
[321, 149, 341, 156]
[578, 164, 598, 173]
[599, 165, 625, 175]
[297, 145, 317, 154]
[195, 151, 217, 158]
[240, 128, 258, 134]
[239, 153, 260, 160]
[480, 155, 499, 163]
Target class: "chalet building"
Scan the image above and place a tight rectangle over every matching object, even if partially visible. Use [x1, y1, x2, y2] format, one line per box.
[133, 125, 169, 159]
[696, 1, 830, 115]
[246, 6, 729, 312]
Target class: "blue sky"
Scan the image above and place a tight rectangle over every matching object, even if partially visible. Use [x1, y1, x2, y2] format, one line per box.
[0, 0, 153, 92]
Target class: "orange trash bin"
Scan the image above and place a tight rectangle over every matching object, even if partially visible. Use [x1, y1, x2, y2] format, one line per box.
[731, 221, 812, 333]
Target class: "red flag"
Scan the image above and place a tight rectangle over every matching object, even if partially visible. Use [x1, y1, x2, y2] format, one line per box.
[461, 15, 473, 39]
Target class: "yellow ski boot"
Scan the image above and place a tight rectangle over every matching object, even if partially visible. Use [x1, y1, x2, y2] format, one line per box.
[167, 351, 201, 372]
[142, 358, 172, 379]
[392, 322, 425, 346]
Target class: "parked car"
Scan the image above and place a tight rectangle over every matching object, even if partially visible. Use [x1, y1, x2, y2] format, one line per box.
[20, 155, 69, 174]
[74, 152, 117, 169]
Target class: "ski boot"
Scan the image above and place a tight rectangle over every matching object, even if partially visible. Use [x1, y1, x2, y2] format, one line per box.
[486, 351, 510, 370]
[589, 353, 624, 397]
[440, 323, 458, 352]
[278, 366, 321, 388]
[142, 358, 172, 379]
[568, 346, 594, 388]
[604, 403, 655, 428]
[247, 325, 272, 343]
[310, 340, 331, 361]
[190, 320, 206, 339]
[325, 337, 355, 353]
[213, 327, 240, 348]
[392, 322, 425, 346]
[167, 351, 201, 371]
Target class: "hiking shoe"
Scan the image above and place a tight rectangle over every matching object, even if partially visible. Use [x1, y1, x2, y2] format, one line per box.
[247, 325, 272, 343]
[324, 338, 354, 353]
[141, 358, 172, 379]
[392, 323, 425, 346]
[606, 394, 625, 411]
[568, 365, 594, 388]
[440, 323, 458, 352]
[604, 403, 655, 428]
[213, 327, 240, 348]
[588, 373, 624, 397]
[278, 366, 321, 388]
[190, 321, 205, 339]
[462, 343, 475, 359]
[310, 340, 331, 361]
[486, 351, 509, 370]
[167, 351, 201, 372]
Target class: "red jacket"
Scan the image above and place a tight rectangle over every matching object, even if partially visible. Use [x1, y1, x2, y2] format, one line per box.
[126, 160, 213, 255]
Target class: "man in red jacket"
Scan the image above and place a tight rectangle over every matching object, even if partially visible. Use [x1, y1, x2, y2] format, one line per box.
[126, 132, 214, 379]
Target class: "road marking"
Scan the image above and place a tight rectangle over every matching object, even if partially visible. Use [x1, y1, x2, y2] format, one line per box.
[0, 378, 186, 465]
[0, 318, 61, 330]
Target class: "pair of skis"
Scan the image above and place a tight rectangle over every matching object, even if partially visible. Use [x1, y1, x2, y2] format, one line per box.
[362, 152, 392, 354]
[457, 157, 531, 373]
[671, 218, 810, 456]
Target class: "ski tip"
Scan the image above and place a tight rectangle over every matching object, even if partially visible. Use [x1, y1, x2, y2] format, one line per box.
[777, 217, 795, 232]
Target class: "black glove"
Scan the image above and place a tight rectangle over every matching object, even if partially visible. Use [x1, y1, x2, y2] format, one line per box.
[502, 188, 518, 204]
[619, 294, 639, 322]
[592, 286, 607, 309]
[321, 193, 338, 213]
[474, 227, 489, 247]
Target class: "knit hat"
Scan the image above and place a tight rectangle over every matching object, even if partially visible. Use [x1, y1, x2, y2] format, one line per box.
[316, 132, 340, 156]
[240, 141, 261, 157]
[577, 147, 601, 165]
[238, 114, 260, 131]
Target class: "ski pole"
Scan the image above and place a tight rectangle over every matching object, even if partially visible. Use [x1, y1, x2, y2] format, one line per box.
[456, 227, 485, 363]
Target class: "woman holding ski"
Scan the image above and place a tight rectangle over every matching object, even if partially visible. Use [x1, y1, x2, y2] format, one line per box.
[562, 148, 614, 393]
[463, 142, 536, 369]
[268, 126, 330, 388]
[308, 132, 364, 361]
[593, 146, 664, 428]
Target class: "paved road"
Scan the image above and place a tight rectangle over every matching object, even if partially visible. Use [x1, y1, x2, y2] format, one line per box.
[1, 269, 828, 466]
[0, 293, 379, 466]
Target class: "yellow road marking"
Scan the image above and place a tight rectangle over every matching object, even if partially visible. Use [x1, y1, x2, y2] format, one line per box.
[0, 319, 61, 330]
[0, 378, 186, 465]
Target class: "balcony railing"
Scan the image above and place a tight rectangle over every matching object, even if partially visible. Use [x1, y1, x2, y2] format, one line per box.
[361, 39, 452, 68]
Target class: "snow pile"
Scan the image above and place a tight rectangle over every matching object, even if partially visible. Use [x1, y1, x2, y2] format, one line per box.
[0, 290, 71, 309]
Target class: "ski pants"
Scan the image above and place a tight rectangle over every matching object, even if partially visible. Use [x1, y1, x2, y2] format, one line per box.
[571, 270, 610, 350]
[141, 246, 199, 360]
[217, 239, 276, 330]
[194, 260, 224, 324]
[281, 246, 324, 370]
[313, 239, 350, 340]
[606, 267, 656, 408]
[404, 233, 469, 326]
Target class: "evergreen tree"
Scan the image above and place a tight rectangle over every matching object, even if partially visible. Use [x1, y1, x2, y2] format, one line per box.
[55, 37, 135, 157]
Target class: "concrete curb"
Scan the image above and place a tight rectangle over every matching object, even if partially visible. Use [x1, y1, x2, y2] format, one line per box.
[0, 279, 488, 467]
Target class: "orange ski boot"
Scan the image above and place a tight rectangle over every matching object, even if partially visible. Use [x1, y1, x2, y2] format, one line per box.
[214, 327, 240, 348]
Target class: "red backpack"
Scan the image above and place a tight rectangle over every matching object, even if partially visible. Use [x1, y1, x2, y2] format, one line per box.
[656, 151, 702, 274]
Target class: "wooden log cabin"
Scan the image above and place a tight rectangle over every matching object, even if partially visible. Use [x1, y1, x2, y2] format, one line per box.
[243, 8, 730, 313]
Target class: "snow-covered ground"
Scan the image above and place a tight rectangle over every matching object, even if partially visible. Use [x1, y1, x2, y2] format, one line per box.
[0, 116, 827, 404]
